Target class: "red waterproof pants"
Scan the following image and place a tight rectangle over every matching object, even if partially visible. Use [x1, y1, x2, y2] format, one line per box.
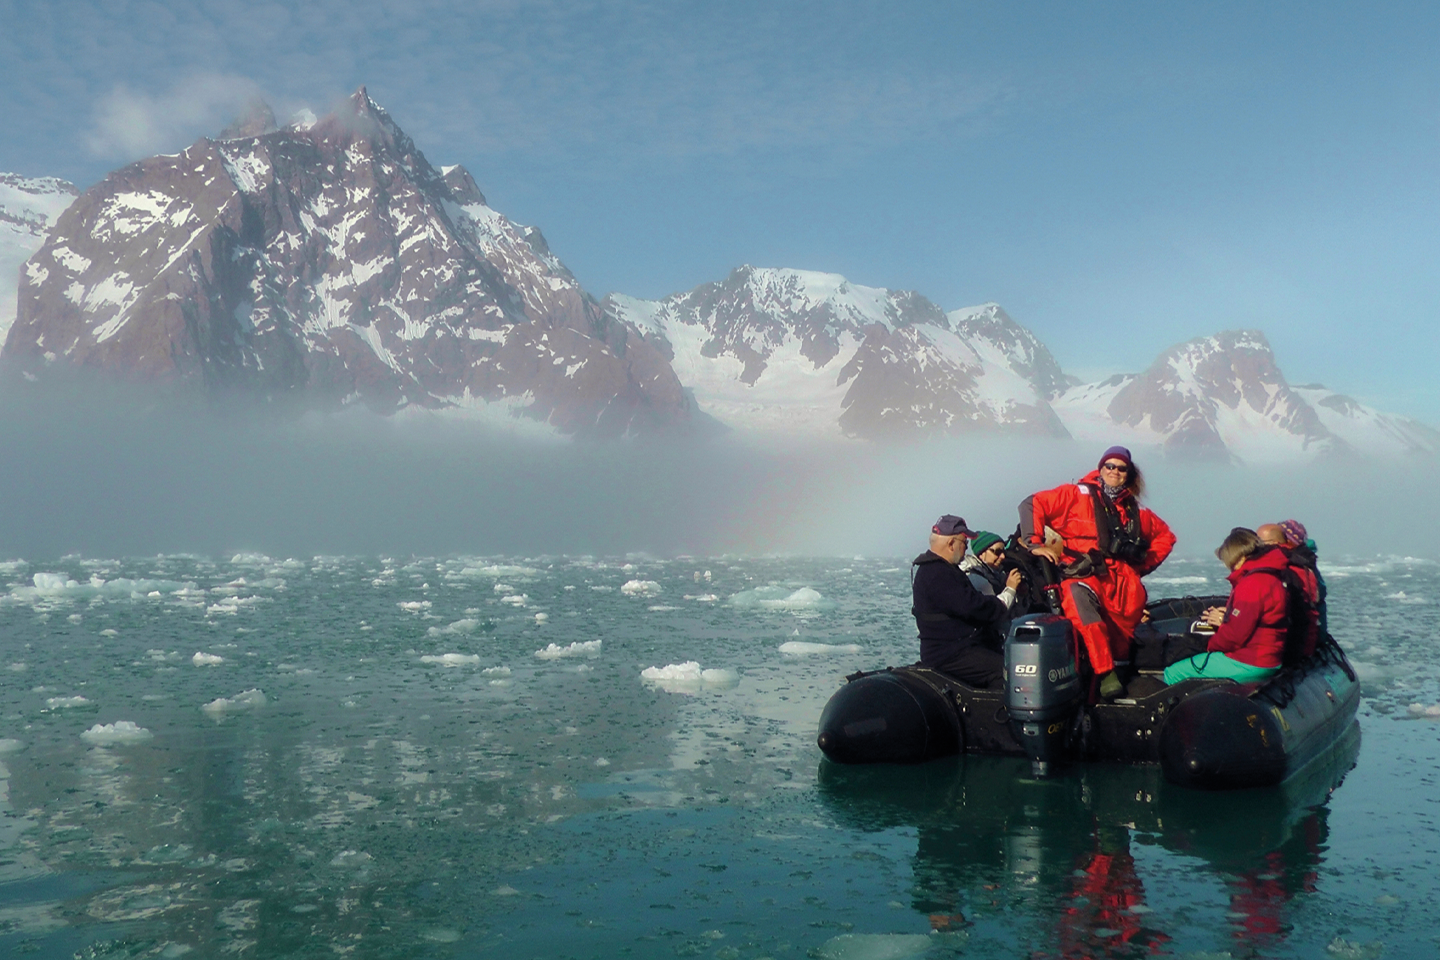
[1060, 559, 1146, 675]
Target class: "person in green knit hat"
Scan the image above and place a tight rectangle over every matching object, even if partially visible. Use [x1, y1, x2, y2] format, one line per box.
[959, 530, 1020, 644]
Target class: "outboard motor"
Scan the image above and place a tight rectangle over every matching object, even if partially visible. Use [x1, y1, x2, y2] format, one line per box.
[1005, 614, 1083, 777]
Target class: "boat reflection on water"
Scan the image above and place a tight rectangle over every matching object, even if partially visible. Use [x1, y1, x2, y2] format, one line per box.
[816, 721, 1360, 958]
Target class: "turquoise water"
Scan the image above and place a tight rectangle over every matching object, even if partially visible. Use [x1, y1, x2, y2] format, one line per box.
[0, 553, 1435, 959]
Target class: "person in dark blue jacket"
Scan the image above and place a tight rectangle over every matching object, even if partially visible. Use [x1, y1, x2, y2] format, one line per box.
[912, 515, 1022, 689]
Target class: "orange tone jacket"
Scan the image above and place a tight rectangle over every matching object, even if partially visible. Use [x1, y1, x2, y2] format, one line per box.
[1022, 471, 1176, 575]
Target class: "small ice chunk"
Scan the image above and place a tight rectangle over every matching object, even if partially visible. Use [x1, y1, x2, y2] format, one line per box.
[398, 601, 432, 612]
[81, 721, 154, 745]
[1406, 703, 1440, 717]
[534, 640, 602, 659]
[812, 933, 933, 960]
[621, 580, 661, 597]
[427, 618, 480, 636]
[202, 689, 266, 717]
[779, 641, 864, 655]
[534, 612, 548, 622]
[0, 739, 23, 754]
[729, 586, 835, 612]
[330, 850, 373, 868]
[420, 653, 481, 667]
[45, 696, 91, 709]
[192, 652, 225, 666]
[640, 662, 740, 692]
[481, 666, 511, 676]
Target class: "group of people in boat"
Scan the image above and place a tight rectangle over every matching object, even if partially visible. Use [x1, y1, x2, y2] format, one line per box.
[911, 444, 1329, 700]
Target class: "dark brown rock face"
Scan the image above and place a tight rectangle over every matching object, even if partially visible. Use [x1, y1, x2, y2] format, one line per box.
[6, 88, 690, 436]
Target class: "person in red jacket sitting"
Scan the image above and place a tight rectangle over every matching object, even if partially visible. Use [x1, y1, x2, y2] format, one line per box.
[1163, 527, 1288, 685]
[1021, 446, 1176, 699]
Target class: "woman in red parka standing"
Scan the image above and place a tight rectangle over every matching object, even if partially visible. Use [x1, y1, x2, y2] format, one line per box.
[1021, 446, 1176, 699]
[1163, 527, 1288, 684]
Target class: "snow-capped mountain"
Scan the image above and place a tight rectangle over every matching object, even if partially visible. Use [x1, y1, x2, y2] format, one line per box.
[1054, 330, 1341, 463]
[5, 89, 689, 437]
[605, 267, 1068, 439]
[0, 173, 78, 346]
[1291, 384, 1440, 458]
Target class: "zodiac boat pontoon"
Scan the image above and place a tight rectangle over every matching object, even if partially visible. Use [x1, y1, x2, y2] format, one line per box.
[816, 596, 1360, 789]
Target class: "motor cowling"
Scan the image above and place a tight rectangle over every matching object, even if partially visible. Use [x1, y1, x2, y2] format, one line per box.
[1005, 614, 1083, 776]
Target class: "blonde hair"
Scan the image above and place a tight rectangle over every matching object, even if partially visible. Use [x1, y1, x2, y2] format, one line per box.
[1215, 527, 1262, 570]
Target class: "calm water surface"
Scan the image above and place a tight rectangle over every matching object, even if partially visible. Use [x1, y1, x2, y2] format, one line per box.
[0, 554, 1435, 959]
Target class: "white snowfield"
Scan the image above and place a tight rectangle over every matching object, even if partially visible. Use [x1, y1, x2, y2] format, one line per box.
[0, 173, 78, 344]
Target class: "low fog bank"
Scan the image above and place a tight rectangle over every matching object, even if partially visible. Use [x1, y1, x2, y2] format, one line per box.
[0, 381, 1433, 562]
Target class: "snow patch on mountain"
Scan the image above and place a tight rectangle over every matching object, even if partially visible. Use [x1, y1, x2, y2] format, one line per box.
[0, 174, 78, 346]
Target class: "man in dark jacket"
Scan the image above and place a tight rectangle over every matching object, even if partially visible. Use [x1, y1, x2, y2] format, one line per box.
[913, 515, 1022, 689]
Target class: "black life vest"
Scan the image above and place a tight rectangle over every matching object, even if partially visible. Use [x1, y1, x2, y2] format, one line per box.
[1088, 486, 1149, 565]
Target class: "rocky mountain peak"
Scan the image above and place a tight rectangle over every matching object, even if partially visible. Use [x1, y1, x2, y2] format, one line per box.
[5, 90, 690, 436]
[219, 97, 278, 141]
[1054, 329, 1331, 462]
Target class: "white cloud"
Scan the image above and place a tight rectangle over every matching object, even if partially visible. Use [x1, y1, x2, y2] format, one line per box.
[86, 74, 267, 160]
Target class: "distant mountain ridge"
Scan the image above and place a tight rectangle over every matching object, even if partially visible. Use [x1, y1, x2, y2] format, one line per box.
[2, 88, 1433, 460]
[605, 268, 1067, 439]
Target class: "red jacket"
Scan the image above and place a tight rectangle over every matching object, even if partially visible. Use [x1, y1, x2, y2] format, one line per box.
[1022, 471, 1176, 575]
[1208, 547, 1290, 668]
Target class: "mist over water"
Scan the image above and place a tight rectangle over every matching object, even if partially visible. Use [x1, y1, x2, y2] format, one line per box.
[0, 379, 1433, 562]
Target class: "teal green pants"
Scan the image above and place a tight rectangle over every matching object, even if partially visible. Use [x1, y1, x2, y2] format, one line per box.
[1163, 651, 1279, 685]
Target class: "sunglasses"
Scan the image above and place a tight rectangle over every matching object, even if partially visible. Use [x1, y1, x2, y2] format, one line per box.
[1100, 462, 1130, 473]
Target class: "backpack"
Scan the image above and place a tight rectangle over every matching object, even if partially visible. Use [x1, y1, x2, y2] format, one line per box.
[1251, 564, 1319, 668]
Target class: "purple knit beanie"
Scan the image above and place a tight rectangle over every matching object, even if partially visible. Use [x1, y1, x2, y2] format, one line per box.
[1098, 445, 1134, 471]
[1279, 519, 1308, 547]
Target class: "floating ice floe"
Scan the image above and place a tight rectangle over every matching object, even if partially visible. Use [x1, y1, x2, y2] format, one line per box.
[428, 619, 481, 636]
[398, 601, 432, 612]
[192, 652, 225, 666]
[1407, 703, 1440, 718]
[11, 572, 192, 603]
[1385, 591, 1427, 604]
[640, 661, 740, 693]
[1325, 937, 1385, 960]
[621, 580, 661, 597]
[44, 696, 92, 710]
[684, 594, 719, 602]
[330, 850, 373, 869]
[534, 640, 602, 660]
[779, 641, 864, 655]
[81, 721, 154, 745]
[647, 605, 678, 612]
[420, 653, 482, 667]
[0, 738, 23, 754]
[201, 689, 266, 717]
[482, 666, 511, 676]
[811, 933, 934, 959]
[729, 586, 835, 612]
[456, 564, 541, 579]
[500, 594, 529, 606]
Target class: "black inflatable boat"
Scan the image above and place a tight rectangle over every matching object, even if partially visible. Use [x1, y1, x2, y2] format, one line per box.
[816, 595, 1360, 789]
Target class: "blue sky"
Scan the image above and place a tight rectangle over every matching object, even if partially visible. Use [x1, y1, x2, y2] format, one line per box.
[3, 0, 1437, 418]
